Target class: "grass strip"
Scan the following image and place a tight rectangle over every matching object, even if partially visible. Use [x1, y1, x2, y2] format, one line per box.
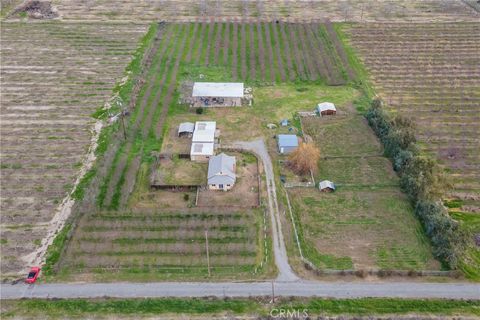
[2, 298, 479, 318]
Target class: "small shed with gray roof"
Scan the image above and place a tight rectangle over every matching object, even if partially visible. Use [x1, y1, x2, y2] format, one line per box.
[178, 122, 194, 137]
[277, 134, 299, 154]
[207, 153, 236, 191]
[317, 102, 337, 116]
[319, 180, 335, 192]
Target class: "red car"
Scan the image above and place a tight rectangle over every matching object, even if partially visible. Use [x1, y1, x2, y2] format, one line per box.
[25, 267, 40, 284]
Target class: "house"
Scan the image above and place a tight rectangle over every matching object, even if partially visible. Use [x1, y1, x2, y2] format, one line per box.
[277, 134, 299, 154]
[317, 102, 336, 116]
[178, 122, 194, 137]
[319, 180, 335, 192]
[207, 153, 236, 191]
[190, 121, 217, 161]
[192, 82, 244, 107]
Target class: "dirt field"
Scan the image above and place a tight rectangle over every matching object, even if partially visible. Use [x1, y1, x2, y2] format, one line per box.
[6, 0, 477, 22]
[343, 22, 480, 276]
[0, 21, 147, 275]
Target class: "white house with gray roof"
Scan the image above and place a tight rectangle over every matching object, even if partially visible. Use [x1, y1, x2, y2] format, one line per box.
[207, 153, 236, 191]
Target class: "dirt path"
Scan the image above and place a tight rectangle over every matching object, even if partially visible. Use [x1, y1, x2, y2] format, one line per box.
[304, 23, 329, 82]
[263, 22, 276, 82]
[295, 23, 317, 81]
[231, 21, 238, 80]
[213, 22, 222, 65]
[279, 21, 296, 81]
[185, 22, 199, 63]
[288, 22, 307, 81]
[256, 22, 266, 81]
[225, 139, 298, 282]
[240, 22, 247, 80]
[271, 21, 287, 81]
[248, 23, 256, 80]
[204, 21, 215, 66]
[194, 21, 207, 65]
[223, 22, 230, 65]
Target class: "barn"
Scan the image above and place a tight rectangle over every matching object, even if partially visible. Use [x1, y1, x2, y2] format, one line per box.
[317, 102, 337, 116]
[192, 82, 244, 107]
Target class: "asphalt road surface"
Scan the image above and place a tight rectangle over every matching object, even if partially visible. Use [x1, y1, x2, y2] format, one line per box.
[2, 281, 479, 299]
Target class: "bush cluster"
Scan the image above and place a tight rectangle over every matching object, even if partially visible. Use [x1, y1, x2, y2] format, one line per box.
[365, 98, 466, 268]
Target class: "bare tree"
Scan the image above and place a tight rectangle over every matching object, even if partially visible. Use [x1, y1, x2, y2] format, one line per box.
[288, 143, 320, 176]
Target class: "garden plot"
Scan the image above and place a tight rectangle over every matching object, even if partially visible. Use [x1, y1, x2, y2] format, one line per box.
[22, 0, 478, 22]
[0, 21, 147, 275]
[287, 111, 438, 271]
[59, 208, 266, 281]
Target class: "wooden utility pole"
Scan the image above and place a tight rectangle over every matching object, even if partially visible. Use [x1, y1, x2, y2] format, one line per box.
[205, 229, 211, 277]
[271, 280, 275, 303]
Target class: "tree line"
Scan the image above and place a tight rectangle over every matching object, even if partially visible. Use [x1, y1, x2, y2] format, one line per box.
[366, 99, 467, 269]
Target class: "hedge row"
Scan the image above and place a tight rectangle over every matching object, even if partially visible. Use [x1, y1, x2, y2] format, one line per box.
[365, 99, 466, 268]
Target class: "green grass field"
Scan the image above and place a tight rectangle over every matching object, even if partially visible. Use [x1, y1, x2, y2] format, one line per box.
[286, 107, 438, 271]
[2, 298, 479, 318]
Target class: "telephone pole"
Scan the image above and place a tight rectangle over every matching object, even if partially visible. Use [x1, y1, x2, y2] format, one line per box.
[205, 229, 211, 277]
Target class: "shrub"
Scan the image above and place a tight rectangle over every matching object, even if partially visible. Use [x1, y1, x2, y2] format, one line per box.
[414, 201, 467, 268]
[183, 193, 190, 202]
[196, 107, 204, 115]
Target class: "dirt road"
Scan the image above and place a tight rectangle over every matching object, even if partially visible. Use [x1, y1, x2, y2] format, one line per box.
[226, 139, 298, 281]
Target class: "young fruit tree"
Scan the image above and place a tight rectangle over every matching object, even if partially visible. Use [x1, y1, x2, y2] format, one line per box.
[288, 143, 321, 176]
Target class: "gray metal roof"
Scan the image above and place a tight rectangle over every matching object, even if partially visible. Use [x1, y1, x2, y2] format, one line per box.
[178, 122, 194, 134]
[192, 82, 244, 98]
[319, 180, 335, 190]
[207, 153, 236, 185]
[277, 134, 299, 148]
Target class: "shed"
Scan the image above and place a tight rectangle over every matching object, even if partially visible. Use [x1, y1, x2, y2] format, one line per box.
[192, 121, 216, 143]
[192, 82, 244, 107]
[207, 153, 236, 191]
[277, 134, 299, 154]
[190, 142, 214, 162]
[317, 102, 337, 116]
[178, 122, 194, 137]
[319, 180, 335, 192]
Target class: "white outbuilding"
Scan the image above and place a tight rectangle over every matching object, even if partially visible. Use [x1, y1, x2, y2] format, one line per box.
[192, 82, 244, 107]
[317, 102, 337, 116]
